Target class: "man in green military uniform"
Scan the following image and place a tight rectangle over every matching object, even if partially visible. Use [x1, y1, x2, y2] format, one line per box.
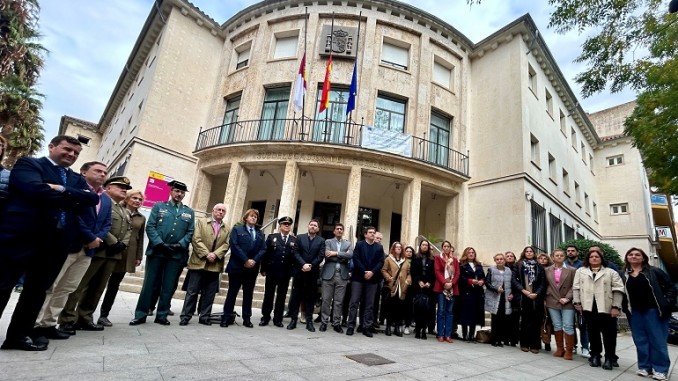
[130, 180, 194, 326]
[59, 176, 133, 329]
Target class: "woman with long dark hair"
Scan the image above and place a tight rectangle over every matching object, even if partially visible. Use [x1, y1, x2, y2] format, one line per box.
[433, 241, 459, 342]
[381, 241, 411, 337]
[573, 248, 624, 370]
[458, 247, 485, 342]
[622, 247, 676, 380]
[409, 240, 435, 339]
[512, 246, 545, 353]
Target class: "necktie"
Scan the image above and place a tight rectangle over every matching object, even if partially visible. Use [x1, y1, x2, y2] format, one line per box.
[283, 235, 287, 244]
[213, 222, 220, 238]
[57, 167, 67, 227]
[249, 227, 255, 240]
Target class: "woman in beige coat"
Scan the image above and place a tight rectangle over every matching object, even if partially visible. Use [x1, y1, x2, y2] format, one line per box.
[573, 248, 624, 370]
[381, 241, 411, 337]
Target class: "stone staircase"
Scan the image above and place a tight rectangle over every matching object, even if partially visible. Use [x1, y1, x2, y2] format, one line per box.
[119, 268, 291, 309]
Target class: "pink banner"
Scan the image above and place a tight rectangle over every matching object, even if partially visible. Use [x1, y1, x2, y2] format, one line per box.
[142, 171, 173, 208]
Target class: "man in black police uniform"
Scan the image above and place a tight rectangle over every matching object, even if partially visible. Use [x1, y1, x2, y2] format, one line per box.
[259, 216, 297, 327]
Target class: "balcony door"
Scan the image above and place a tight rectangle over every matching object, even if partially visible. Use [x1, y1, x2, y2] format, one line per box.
[259, 87, 289, 141]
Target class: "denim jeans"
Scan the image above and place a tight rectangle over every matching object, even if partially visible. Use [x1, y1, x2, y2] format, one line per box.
[436, 293, 455, 337]
[629, 308, 670, 374]
[548, 307, 576, 335]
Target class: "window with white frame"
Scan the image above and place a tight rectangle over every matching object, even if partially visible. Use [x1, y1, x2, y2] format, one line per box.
[374, 93, 406, 132]
[273, 32, 298, 59]
[610, 203, 629, 215]
[528, 64, 537, 94]
[381, 38, 409, 70]
[235, 42, 252, 70]
[545, 88, 553, 117]
[433, 57, 453, 89]
[607, 154, 624, 166]
[530, 134, 540, 167]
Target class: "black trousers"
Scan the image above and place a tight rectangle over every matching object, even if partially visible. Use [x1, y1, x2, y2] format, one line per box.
[383, 294, 404, 325]
[491, 295, 508, 344]
[508, 309, 521, 345]
[222, 270, 257, 321]
[100, 271, 126, 317]
[584, 309, 618, 360]
[287, 274, 318, 320]
[181, 269, 219, 321]
[261, 275, 290, 323]
[519, 298, 543, 350]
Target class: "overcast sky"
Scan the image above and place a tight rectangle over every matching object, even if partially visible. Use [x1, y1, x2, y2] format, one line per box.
[36, 0, 636, 150]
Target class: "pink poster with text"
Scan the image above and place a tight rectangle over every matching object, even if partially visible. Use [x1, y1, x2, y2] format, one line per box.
[142, 171, 173, 208]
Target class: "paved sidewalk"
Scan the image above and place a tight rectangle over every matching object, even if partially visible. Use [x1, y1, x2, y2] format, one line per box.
[0, 291, 676, 380]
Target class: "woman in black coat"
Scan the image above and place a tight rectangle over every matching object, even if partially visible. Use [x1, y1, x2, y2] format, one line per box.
[504, 251, 520, 346]
[458, 247, 485, 342]
[409, 240, 436, 339]
[512, 246, 546, 353]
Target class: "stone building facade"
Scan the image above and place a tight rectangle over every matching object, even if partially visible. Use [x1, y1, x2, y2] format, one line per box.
[62, 0, 673, 271]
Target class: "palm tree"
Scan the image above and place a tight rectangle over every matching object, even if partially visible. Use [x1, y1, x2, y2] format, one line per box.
[0, 0, 46, 167]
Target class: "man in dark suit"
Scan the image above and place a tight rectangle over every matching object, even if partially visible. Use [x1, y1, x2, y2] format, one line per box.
[259, 216, 297, 327]
[287, 219, 325, 332]
[221, 208, 265, 328]
[0, 135, 99, 351]
[346, 226, 384, 337]
[319, 223, 353, 333]
[35, 161, 112, 337]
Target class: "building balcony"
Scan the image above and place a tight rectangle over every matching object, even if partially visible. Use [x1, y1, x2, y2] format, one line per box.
[194, 118, 469, 178]
[651, 193, 674, 227]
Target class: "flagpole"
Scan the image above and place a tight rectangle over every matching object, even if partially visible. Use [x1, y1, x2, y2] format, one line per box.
[323, 13, 334, 143]
[349, 12, 361, 123]
[301, 7, 308, 127]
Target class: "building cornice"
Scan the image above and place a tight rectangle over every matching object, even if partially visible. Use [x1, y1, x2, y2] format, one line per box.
[58, 115, 99, 135]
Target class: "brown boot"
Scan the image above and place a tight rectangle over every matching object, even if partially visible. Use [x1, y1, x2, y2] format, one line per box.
[553, 331, 564, 357]
[563, 333, 574, 360]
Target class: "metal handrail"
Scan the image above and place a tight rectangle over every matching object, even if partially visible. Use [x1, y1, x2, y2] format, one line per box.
[194, 118, 469, 177]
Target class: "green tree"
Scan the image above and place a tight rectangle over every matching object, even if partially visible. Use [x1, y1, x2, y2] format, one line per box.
[468, 0, 678, 194]
[557, 239, 624, 268]
[0, 0, 45, 167]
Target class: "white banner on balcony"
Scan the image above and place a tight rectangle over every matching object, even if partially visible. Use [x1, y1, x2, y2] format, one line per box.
[361, 126, 412, 157]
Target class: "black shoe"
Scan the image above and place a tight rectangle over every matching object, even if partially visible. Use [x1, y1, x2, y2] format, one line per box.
[243, 320, 254, 328]
[415, 329, 421, 339]
[544, 343, 551, 351]
[421, 331, 427, 340]
[198, 319, 212, 326]
[602, 359, 613, 370]
[363, 329, 373, 338]
[179, 319, 189, 326]
[220, 321, 229, 328]
[129, 317, 147, 326]
[384, 325, 392, 336]
[306, 322, 315, 332]
[333, 325, 344, 333]
[341, 320, 347, 327]
[394, 325, 402, 337]
[319, 323, 327, 332]
[287, 319, 297, 330]
[167, 309, 175, 316]
[75, 321, 104, 331]
[346, 327, 354, 336]
[58, 323, 76, 335]
[610, 360, 619, 367]
[259, 319, 270, 327]
[357, 325, 363, 333]
[36, 326, 69, 340]
[1, 336, 47, 351]
[154, 318, 170, 326]
[97, 317, 113, 327]
[273, 321, 284, 327]
[589, 356, 601, 367]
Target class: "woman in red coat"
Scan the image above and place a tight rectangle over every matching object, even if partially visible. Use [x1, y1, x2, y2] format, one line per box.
[433, 241, 460, 342]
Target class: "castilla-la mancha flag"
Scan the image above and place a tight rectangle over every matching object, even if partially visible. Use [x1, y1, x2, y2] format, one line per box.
[293, 52, 307, 113]
[318, 54, 333, 113]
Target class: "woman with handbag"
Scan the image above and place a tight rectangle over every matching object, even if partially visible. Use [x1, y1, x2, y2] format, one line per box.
[433, 241, 459, 343]
[512, 246, 546, 353]
[545, 249, 576, 360]
[409, 240, 436, 339]
[380, 242, 411, 337]
[458, 247, 485, 342]
[622, 247, 675, 380]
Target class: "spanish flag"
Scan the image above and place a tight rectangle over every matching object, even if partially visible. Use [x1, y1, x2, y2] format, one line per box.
[319, 54, 332, 113]
[293, 52, 307, 113]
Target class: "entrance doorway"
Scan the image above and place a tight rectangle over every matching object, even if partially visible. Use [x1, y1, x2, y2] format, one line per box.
[356, 206, 380, 240]
[250, 200, 267, 227]
[389, 213, 402, 245]
[312, 202, 342, 239]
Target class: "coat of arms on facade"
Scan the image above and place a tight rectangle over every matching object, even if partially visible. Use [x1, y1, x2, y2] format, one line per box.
[319, 25, 357, 58]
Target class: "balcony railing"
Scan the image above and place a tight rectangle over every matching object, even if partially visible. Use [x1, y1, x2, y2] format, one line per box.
[195, 118, 469, 177]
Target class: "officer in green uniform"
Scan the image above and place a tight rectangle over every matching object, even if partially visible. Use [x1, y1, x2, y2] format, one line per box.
[130, 180, 194, 326]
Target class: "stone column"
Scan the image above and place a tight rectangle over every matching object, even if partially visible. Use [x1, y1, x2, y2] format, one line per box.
[343, 166, 362, 240]
[223, 162, 249, 228]
[278, 160, 300, 222]
[190, 168, 212, 215]
[445, 194, 459, 246]
[402, 178, 422, 246]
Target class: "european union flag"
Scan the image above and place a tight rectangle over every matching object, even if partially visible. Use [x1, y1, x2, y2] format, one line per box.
[346, 62, 358, 115]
